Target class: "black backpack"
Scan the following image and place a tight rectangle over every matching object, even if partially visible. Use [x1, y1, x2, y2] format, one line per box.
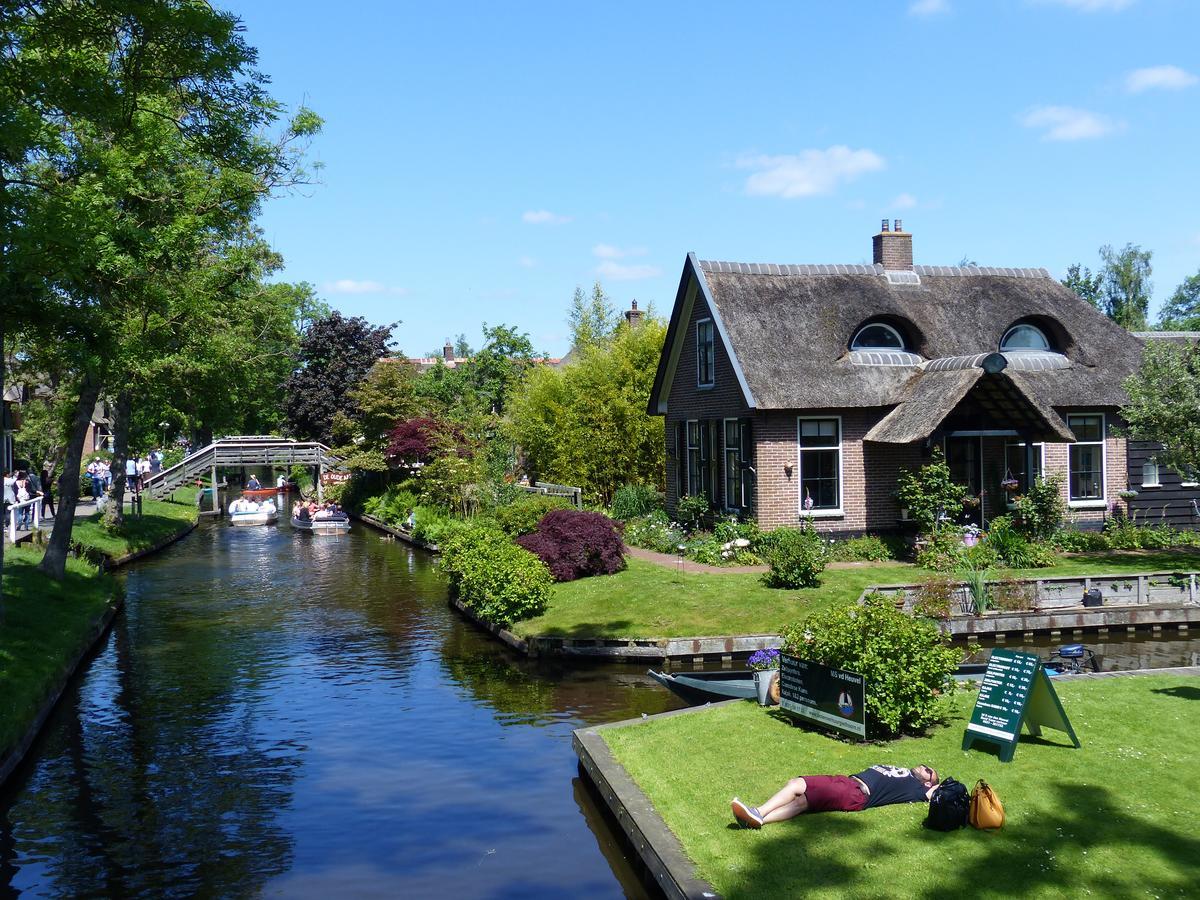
[924, 777, 970, 831]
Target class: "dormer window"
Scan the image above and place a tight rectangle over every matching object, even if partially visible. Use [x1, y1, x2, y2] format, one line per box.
[1000, 324, 1050, 352]
[851, 322, 906, 350]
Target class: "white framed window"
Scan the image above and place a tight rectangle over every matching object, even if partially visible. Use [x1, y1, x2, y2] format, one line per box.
[686, 420, 702, 496]
[1000, 324, 1051, 352]
[1005, 441, 1044, 494]
[1067, 413, 1106, 505]
[851, 322, 905, 350]
[696, 319, 715, 387]
[798, 416, 842, 515]
[1142, 458, 1161, 488]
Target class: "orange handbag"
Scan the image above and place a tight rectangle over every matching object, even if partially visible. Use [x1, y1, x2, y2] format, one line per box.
[969, 780, 1005, 830]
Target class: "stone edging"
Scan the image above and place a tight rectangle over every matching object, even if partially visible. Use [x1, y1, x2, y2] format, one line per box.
[0, 588, 125, 789]
[350, 513, 438, 551]
[102, 520, 198, 569]
[574, 702, 731, 900]
[449, 598, 530, 654]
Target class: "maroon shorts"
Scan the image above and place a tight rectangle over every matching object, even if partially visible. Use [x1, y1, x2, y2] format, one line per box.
[801, 775, 868, 813]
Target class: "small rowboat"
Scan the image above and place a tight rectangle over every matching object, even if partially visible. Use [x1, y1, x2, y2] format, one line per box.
[647, 670, 757, 705]
[241, 487, 278, 497]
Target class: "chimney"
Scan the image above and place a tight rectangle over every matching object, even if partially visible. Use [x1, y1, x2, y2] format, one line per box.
[872, 218, 913, 270]
[624, 299, 643, 328]
[443, 340, 454, 361]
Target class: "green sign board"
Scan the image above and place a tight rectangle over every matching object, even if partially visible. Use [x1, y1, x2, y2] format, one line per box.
[778, 654, 867, 739]
[962, 648, 1081, 762]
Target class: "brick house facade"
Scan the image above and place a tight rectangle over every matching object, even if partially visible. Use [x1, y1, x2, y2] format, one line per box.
[651, 224, 1142, 536]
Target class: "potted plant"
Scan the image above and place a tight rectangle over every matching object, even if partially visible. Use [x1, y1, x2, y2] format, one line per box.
[748, 648, 781, 706]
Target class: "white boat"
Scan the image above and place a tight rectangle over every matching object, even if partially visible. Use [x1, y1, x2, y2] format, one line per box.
[230, 508, 279, 526]
[291, 512, 351, 534]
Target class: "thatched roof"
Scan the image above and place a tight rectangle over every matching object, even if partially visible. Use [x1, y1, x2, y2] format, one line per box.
[649, 254, 1146, 414]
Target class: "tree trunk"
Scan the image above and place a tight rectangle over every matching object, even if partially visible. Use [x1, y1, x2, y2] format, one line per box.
[38, 375, 102, 580]
[108, 390, 133, 528]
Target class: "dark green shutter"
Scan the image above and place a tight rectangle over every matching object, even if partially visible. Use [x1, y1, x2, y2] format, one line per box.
[739, 418, 754, 512]
[676, 421, 686, 498]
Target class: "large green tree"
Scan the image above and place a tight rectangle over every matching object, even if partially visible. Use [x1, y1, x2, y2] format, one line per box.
[1157, 271, 1200, 331]
[1062, 263, 1103, 311]
[508, 314, 666, 504]
[567, 281, 617, 351]
[1100, 243, 1153, 331]
[1121, 340, 1200, 480]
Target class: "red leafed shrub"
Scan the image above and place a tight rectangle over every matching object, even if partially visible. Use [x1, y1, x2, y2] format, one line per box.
[386, 417, 469, 465]
[516, 509, 626, 581]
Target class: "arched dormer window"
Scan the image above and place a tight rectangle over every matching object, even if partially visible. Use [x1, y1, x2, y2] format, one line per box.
[851, 322, 906, 350]
[1000, 323, 1051, 352]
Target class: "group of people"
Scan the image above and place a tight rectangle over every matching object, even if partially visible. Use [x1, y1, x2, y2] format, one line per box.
[3, 466, 54, 529]
[293, 499, 346, 521]
[228, 494, 277, 515]
[85, 450, 166, 500]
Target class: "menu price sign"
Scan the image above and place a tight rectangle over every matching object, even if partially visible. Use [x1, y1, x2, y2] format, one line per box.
[778, 654, 866, 739]
[962, 648, 1081, 762]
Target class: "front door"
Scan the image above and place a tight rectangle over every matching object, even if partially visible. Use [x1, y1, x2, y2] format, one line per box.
[945, 436, 982, 526]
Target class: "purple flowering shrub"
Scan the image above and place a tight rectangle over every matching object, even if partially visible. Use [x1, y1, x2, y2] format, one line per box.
[747, 648, 780, 671]
[516, 509, 626, 582]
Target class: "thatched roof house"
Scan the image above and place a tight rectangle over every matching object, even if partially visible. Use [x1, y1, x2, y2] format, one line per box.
[649, 222, 1145, 533]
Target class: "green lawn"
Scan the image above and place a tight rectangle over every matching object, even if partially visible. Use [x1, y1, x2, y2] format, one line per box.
[602, 675, 1200, 899]
[513, 551, 1200, 639]
[0, 546, 117, 759]
[71, 488, 199, 562]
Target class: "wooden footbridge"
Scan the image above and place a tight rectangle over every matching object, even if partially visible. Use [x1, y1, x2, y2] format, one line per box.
[142, 435, 346, 510]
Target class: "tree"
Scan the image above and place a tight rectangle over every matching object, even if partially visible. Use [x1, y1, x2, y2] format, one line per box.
[331, 359, 419, 471]
[454, 333, 472, 357]
[283, 312, 394, 443]
[1100, 244, 1153, 331]
[567, 281, 617, 350]
[1157, 271, 1200, 331]
[1121, 340, 1200, 481]
[1062, 263, 1103, 311]
[508, 314, 667, 504]
[461, 323, 538, 416]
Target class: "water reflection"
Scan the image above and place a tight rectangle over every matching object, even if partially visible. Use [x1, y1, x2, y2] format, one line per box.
[0, 516, 681, 898]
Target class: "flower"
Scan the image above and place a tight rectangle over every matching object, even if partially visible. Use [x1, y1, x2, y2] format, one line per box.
[748, 647, 780, 671]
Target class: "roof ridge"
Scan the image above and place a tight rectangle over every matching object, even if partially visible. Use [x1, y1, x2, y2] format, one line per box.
[697, 259, 1051, 279]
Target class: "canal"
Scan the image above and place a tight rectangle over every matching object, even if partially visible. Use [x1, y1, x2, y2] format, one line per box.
[0, 513, 683, 898]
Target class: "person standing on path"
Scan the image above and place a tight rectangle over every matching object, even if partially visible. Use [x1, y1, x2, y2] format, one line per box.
[40, 465, 55, 517]
[14, 471, 32, 528]
[86, 458, 102, 500]
[126, 455, 139, 494]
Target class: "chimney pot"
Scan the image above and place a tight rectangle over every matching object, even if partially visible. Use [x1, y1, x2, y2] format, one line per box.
[894, 219, 902, 232]
[881, 218, 889, 232]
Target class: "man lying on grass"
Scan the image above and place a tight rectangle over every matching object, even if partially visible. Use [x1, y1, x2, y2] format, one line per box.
[732, 764, 942, 827]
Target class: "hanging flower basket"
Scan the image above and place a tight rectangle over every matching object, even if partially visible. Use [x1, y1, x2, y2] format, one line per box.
[1001, 478, 1020, 492]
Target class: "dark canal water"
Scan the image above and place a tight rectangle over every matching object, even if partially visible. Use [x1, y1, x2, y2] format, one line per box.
[0, 514, 683, 898]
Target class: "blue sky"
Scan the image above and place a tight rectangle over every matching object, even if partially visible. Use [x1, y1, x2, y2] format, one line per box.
[228, 0, 1200, 356]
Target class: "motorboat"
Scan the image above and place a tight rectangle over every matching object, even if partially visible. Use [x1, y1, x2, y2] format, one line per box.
[229, 503, 279, 526]
[291, 510, 351, 534]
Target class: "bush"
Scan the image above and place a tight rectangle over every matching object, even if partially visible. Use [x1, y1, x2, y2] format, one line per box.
[438, 524, 554, 626]
[827, 534, 898, 563]
[517, 509, 626, 582]
[362, 485, 420, 527]
[915, 529, 966, 572]
[1103, 514, 1142, 550]
[492, 494, 572, 536]
[676, 493, 710, 534]
[761, 526, 827, 588]
[958, 561, 993, 615]
[1052, 528, 1111, 552]
[779, 594, 962, 736]
[983, 515, 1057, 569]
[410, 505, 458, 545]
[623, 510, 685, 554]
[912, 576, 960, 620]
[1010, 474, 1066, 541]
[610, 484, 664, 522]
[895, 450, 969, 533]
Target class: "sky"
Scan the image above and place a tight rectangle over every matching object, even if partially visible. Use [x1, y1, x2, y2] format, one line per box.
[225, 0, 1200, 357]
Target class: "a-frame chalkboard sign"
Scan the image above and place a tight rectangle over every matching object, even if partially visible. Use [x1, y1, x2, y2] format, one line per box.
[962, 648, 1081, 762]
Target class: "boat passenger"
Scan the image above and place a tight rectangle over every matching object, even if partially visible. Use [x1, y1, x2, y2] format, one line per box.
[296, 504, 311, 521]
[247, 475, 262, 490]
[260, 499, 276, 515]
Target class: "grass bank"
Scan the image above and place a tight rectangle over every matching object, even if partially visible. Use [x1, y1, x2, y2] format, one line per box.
[0, 547, 117, 761]
[513, 551, 1200, 639]
[71, 486, 199, 563]
[602, 674, 1200, 899]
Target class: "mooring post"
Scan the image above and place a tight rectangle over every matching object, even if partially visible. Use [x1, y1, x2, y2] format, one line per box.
[211, 463, 219, 514]
[316, 457, 324, 502]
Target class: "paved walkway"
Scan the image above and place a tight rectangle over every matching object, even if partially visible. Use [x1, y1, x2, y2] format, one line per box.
[624, 544, 909, 575]
[4, 500, 99, 545]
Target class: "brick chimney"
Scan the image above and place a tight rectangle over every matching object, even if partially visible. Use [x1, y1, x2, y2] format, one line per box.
[443, 340, 454, 361]
[624, 299, 643, 328]
[872, 218, 913, 270]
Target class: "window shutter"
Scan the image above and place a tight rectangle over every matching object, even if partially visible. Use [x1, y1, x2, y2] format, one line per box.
[739, 418, 754, 511]
[708, 420, 720, 508]
[675, 422, 686, 498]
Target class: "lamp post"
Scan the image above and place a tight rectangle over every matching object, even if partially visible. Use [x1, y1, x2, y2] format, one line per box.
[159, 421, 170, 447]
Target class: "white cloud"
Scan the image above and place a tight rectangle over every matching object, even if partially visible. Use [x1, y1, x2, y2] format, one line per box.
[596, 260, 661, 281]
[592, 243, 647, 259]
[522, 209, 571, 225]
[517, 256, 537, 268]
[1019, 106, 1121, 141]
[1037, 0, 1135, 10]
[738, 146, 886, 199]
[908, 0, 949, 15]
[1125, 65, 1197, 93]
[322, 279, 407, 295]
[891, 193, 919, 210]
